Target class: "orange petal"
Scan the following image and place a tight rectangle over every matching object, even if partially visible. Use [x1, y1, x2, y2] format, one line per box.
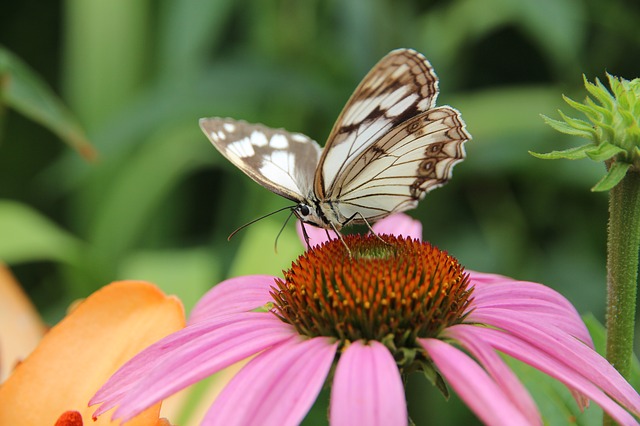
[0, 280, 185, 426]
[0, 265, 47, 382]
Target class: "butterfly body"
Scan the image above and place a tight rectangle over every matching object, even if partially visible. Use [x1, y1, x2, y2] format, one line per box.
[200, 49, 470, 233]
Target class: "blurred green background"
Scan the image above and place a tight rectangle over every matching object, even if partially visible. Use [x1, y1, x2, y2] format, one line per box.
[1, 0, 639, 424]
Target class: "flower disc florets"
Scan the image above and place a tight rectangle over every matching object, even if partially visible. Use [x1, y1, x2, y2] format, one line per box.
[270, 234, 472, 352]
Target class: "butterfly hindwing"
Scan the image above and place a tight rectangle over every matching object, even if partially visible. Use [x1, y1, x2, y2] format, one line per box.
[328, 107, 469, 222]
[199, 118, 321, 203]
[315, 49, 440, 198]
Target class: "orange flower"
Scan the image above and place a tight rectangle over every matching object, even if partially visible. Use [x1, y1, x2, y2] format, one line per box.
[0, 276, 185, 425]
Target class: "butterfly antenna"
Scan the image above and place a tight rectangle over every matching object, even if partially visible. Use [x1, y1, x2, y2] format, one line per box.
[273, 208, 297, 253]
[228, 205, 296, 241]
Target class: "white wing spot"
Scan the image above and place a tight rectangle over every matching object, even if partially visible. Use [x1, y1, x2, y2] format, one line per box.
[291, 133, 308, 143]
[270, 133, 289, 149]
[223, 123, 236, 132]
[417, 97, 433, 110]
[259, 152, 301, 193]
[390, 63, 409, 79]
[250, 131, 268, 147]
[387, 93, 417, 117]
[380, 86, 408, 109]
[217, 130, 226, 140]
[226, 137, 255, 158]
[209, 131, 219, 142]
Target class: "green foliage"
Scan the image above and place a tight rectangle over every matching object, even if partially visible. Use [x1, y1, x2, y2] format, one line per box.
[1, 0, 639, 423]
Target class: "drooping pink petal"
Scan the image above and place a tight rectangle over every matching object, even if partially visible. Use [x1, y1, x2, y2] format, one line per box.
[296, 220, 334, 248]
[469, 278, 592, 346]
[189, 275, 276, 324]
[466, 325, 640, 426]
[444, 326, 541, 424]
[420, 338, 532, 426]
[469, 310, 640, 414]
[371, 213, 422, 240]
[203, 336, 338, 426]
[92, 313, 296, 422]
[330, 340, 408, 426]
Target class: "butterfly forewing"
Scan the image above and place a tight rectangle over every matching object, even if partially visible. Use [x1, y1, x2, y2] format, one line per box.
[328, 106, 469, 223]
[199, 118, 321, 203]
[315, 49, 440, 198]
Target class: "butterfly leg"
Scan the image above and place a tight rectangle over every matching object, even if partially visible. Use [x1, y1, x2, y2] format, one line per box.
[299, 221, 313, 250]
[342, 212, 389, 245]
[327, 222, 352, 257]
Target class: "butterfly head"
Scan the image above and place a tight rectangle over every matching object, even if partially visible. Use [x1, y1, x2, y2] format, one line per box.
[293, 202, 331, 230]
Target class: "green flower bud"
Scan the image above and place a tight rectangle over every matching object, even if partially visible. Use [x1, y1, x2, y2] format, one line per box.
[532, 74, 640, 191]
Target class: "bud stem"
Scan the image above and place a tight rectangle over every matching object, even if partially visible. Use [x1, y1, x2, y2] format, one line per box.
[604, 171, 640, 426]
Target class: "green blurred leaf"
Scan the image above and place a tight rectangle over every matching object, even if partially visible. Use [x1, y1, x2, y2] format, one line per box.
[0, 46, 95, 159]
[63, 0, 150, 130]
[228, 222, 304, 278]
[504, 356, 602, 425]
[583, 314, 640, 390]
[88, 121, 212, 268]
[118, 247, 221, 314]
[0, 200, 82, 264]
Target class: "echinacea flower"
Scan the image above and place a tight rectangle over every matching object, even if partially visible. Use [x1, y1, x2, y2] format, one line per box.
[91, 214, 640, 425]
[0, 280, 184, 425]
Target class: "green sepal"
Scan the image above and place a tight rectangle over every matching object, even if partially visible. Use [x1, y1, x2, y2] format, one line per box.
[529, 143, 594, 160]
[585, 142, 626, 162]
[541, 114, 594, 138]
[419, 359, 450, 400]
[591, 162, 631, 192]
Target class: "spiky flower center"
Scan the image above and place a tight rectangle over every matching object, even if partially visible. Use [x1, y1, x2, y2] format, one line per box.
[270, 234, 472, 350]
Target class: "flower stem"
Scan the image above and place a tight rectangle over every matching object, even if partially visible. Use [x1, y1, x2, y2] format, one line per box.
[605, 171, 640, 378]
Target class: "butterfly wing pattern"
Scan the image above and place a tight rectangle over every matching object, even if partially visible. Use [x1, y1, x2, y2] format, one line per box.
[199, 118, 321, 203]
[200, 48, 470, 233]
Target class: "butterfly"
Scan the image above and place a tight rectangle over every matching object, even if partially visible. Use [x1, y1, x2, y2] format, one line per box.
[200, 48, 470, 241]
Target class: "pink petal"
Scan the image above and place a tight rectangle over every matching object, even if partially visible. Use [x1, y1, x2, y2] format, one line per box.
[330, 340, 407, 426]
[203, 336, 337, 426]
[371, 213, 422, 240]
[189, 275, 276, 324]
[296, 220, 334, 248]
[469, 310, 640, 415]
[444, 326, 541, 424]
[469, 278, 592, 346]
[468, 325, 640, 426]
[92, 313, 295, 422]
[420, 338, 532, 426]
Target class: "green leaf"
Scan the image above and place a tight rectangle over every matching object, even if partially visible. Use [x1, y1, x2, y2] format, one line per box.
[583, 314, 640, 390]
[585, 142, 626, 161]
[0, 46, 96, 160]
[504, 354, 602, 425]
[0, 200, 82, 264]
[118, 247, 221, 314]
[542, 113, 593, 138]
[591, 162, 631, 192]
[529, 143, 595, 160]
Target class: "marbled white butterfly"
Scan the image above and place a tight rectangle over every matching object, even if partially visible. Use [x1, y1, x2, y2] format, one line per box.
[200, 49, 470, 238]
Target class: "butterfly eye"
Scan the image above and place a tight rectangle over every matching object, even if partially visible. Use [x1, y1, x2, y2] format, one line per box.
[299, 204, 310, 216]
